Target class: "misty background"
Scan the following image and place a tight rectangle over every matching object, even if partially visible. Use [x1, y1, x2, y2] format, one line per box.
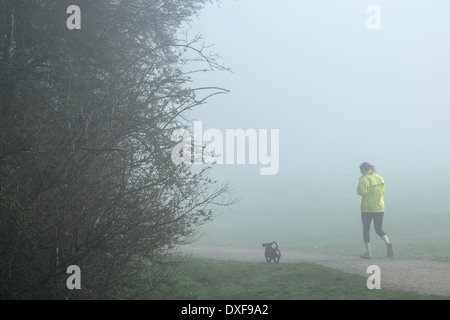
[180, 0, 450, 251]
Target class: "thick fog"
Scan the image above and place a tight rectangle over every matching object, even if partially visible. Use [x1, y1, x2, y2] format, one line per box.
[181, 1, 450, 247]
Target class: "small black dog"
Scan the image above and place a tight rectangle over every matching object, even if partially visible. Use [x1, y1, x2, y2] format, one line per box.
[262, 241, 281, 263]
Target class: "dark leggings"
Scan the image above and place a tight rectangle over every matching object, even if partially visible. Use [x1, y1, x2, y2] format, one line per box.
[361, 212, 386, 243]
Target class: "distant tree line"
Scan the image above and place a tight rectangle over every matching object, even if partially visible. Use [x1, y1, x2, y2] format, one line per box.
[0, 0, 233, 299]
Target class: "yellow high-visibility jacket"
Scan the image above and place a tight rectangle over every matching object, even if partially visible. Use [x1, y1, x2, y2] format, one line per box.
[357, 171, 385, 212]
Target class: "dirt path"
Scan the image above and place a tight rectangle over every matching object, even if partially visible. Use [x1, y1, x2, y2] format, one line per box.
[182, 244, 450, 298]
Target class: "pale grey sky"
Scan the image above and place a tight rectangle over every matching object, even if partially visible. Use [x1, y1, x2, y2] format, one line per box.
[183, 0, 450, 180]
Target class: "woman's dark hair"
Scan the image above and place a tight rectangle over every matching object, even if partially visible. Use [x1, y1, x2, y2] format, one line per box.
[360, 162, 376, 173]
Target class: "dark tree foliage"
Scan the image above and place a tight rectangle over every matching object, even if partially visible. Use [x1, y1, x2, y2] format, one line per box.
[0, 0, 233, 299]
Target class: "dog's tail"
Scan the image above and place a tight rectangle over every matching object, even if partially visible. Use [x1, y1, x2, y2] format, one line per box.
[272, 241, 278, 249]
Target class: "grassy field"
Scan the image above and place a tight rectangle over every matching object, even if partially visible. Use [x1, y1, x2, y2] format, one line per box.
[156, 174, 450, 301]
[193, 209, 450, 261]
[192, 174, 450, 261]
[162, 257, 446, 300]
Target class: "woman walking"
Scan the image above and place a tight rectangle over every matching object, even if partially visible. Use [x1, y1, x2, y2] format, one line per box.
[357, 162, 393, 259]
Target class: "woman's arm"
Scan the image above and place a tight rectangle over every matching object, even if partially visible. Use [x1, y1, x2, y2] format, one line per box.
[357, 176, 369, 196]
